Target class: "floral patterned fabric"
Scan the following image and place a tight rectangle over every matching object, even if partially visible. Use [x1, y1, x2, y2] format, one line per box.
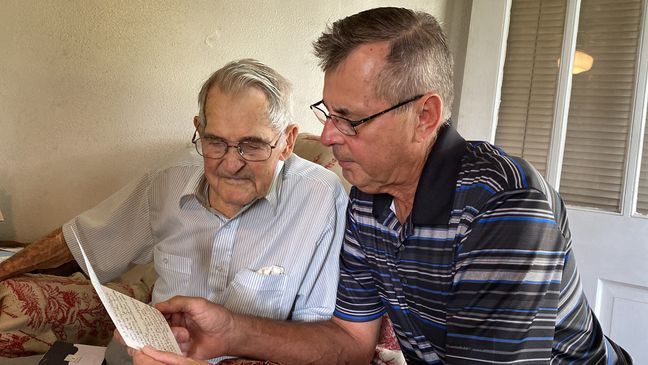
[371, 315, 405, 365]
[0, 272, 151, 358]
[0, 134, 403, 364]
[293, 133, 352, 193]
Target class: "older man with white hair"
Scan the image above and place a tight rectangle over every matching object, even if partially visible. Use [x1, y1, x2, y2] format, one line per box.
[0, 58, 347, 364]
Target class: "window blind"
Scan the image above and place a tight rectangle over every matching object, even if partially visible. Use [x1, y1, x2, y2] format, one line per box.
[495, 0, 567, 177]
[497, 0, 644, 212]
[559, 0, 642, 211]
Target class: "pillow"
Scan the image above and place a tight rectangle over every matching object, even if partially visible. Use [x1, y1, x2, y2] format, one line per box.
[293, 133, 351, 192]
[0, 270, 153, 358]
[372, 315, 405, 365]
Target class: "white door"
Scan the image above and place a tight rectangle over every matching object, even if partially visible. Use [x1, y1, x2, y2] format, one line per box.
[569, 211, 648, 362]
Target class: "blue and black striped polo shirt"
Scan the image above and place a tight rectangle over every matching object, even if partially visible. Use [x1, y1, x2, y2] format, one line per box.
[334, 125, 628, 364]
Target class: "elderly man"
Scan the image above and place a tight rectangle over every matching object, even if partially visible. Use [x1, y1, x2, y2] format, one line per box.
[126, 7, 631, 365]
[0, 59, 347, 363]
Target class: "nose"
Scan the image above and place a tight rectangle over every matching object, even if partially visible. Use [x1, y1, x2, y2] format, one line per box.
[220, 147, 246, 172]
[320, 119, 345, 147]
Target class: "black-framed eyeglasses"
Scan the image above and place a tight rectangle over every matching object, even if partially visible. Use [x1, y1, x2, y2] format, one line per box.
[192, 131, 282, 162]
[310, 94, 424, 136]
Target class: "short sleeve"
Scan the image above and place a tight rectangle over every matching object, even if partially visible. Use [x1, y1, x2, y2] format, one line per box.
[63, 173, 156, 283]
[334, 195, 385, 322]
[290, 181, 348, 322]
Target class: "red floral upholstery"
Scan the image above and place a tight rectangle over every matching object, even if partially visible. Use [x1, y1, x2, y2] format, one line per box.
[0, 272, 152, 358]
[371, 315, 405, 365]
[293, 133, 351, 192]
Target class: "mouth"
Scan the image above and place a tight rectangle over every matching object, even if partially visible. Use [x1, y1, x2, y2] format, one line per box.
[332, 148, 353, 169]
[220, 176, 251, 184]
[336, 159, 353, 169]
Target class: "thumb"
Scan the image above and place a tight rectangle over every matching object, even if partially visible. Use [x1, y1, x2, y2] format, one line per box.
[140, 346, 190, 365]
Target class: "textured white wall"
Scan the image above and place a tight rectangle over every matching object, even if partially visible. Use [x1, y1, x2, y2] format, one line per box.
[0, 0, 469, 241]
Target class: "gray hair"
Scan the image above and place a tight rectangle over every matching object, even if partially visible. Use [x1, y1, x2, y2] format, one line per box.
[197, 59, 293, 132]
[313, 7, 453, 121]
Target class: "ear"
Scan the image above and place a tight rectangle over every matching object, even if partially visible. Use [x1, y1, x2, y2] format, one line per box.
[279, 124, 299, 160]
[414, 94, 444, 142]
[193, 116, 201, 131]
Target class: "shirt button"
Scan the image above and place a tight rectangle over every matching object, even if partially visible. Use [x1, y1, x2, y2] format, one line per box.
[402, 277, 408, 285]
[162, 258, 169, 264]
[215, 266, 223, 272]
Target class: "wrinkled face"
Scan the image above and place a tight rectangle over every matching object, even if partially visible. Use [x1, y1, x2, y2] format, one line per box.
[320, 42, 420, 194]
[196, 87, 292, 217]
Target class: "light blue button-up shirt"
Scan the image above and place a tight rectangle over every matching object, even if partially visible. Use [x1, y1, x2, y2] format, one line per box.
[64, 150, 347, 322]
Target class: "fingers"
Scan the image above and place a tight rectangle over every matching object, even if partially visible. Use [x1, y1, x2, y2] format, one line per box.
[133, 348, 166, 365]
[169, 312, 186, 327]
[155, 296, 215, 330]
[170, 326, 191, 343]
[113, 329, 125, 345]
[140, 345, 206, 365]
[154, 296, 207, 315]
[153, 296, 187, 313]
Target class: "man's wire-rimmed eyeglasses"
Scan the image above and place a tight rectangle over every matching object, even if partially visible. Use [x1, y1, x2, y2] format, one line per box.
[310, 94, 424, 136]
[192, 131, 282, 162]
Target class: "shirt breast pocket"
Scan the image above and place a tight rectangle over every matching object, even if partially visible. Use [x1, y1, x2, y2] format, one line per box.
[153, 246, 192, 297]
[223, 268, 287, 320]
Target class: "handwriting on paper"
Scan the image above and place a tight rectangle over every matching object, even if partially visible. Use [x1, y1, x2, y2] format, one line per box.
[70, 226, 181, 354]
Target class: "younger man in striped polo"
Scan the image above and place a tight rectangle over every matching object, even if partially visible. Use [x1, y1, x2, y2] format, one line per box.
[130, 7, 632, 365]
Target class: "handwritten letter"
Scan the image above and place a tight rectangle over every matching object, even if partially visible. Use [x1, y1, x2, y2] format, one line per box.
[70, 227, 181, 354]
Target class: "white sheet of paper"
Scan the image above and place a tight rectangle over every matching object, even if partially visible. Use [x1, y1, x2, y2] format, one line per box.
[0, 247, 21, 263]
[0, 247, 23, 253]
[64, 344, 107, 364]
[70, 227, 181, 354]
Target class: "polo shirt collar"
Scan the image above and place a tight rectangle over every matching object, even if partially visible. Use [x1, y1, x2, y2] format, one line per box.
[372, 123, 466, 225]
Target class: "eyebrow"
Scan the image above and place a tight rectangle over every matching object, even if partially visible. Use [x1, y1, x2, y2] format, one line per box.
[325, 101, 363, 120]
[331, 106, 351, 117]
[320, 103, 349, 120]
[202, 133, 270, 144]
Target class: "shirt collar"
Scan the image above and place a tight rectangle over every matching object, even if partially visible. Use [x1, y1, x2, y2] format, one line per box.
[263, 159, 285, 213]
[179, 167, 207, 208]
[372, 123, 467, 225]
[179, 159, 286, 215]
